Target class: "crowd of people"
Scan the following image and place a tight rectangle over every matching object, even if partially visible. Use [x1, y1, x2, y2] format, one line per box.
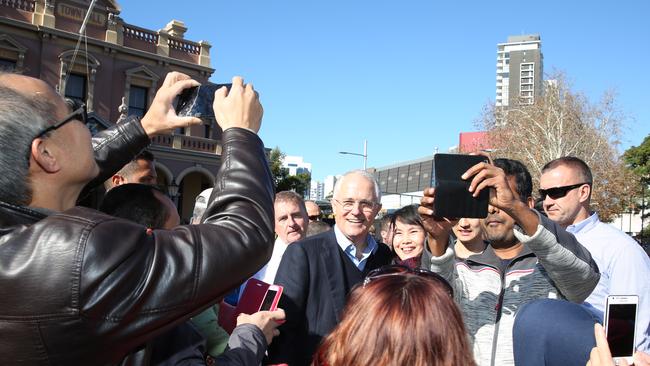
[0, 70, 649, 366]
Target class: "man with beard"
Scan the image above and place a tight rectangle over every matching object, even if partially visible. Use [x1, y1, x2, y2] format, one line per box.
[418, 158, 600, 366]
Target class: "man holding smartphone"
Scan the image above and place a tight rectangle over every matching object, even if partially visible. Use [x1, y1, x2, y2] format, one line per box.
[539, 157, 650, 352]
[419, 157, 600, 366]
[512, 157, 650, 365]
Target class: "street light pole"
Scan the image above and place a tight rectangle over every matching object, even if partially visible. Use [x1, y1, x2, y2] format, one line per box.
[339, 139, 368, 171]
[363, 139, 367, 170]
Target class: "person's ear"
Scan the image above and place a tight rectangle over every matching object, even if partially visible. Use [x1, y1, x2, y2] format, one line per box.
[526, 196, 535, 209]
[111, 174, 126, 186]
[30, 138, 61, 174]
[579, 184, 591, 204]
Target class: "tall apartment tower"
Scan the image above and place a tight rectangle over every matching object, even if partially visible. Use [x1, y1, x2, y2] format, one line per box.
[496, 34, 543, 107]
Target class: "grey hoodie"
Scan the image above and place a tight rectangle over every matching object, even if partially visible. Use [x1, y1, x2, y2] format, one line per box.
[424, 213, 599, 366]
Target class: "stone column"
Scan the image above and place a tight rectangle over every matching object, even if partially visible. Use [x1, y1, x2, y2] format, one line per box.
[157, 29, 169, 57]
[199, 40, 211, 67]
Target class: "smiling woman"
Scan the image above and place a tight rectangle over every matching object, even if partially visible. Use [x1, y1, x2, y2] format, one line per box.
[390, 205, 426, 267]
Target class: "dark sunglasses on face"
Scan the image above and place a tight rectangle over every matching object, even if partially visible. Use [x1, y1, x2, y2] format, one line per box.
[363, 264, 454, 296]
[33, 99, 87, 139]
[538, 182, 589, 200]
[308, 215, 321, 221]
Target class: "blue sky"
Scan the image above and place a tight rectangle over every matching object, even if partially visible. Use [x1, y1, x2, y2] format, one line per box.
[117, 0, 650, 182]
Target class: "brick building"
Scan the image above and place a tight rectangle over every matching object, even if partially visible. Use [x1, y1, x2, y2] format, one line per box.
[0, 0, 230, 220]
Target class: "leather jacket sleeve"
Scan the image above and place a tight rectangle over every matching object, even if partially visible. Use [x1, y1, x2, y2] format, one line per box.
[82, 116, 151, 194]
[72, 127, 274, 362]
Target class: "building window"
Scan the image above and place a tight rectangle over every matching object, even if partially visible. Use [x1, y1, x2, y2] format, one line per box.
[0, 58, 16, 71]
[128, 86, 148, 118]
[65, 73, 87, 104]
[204, 124, 211, 138]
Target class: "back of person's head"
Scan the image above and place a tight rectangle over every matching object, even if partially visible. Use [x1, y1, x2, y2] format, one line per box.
[493, 158, 532, 202]
[315, 272, 475, 366]
[305, 221, 331, 237]
[191, 188, 213, 224]
[0, 84, 56, 205]
[541, 156, 593, 185]
[100, 183, 173, 229]
[380, 213, 394, 231]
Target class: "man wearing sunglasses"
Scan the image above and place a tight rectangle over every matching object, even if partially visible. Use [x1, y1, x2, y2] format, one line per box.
[0, 73, 275, 365]
[419, 157, 600, 366]
[517, 157, 650, 356]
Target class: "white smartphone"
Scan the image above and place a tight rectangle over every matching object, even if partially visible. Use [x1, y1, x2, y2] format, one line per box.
[604, 295, 638, 364]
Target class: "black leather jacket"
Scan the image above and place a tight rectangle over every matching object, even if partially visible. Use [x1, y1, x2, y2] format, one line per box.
[0, 118, 275, 365]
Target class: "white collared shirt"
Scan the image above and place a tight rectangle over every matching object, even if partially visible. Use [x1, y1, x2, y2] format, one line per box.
[333, 225, 378, 271]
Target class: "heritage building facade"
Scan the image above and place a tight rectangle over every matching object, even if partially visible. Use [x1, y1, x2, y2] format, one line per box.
[1, 0, 227, 220]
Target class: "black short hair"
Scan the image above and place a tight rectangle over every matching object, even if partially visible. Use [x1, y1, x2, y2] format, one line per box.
[493, 158, 532, 202]
[391, 205, 423, 229]
[99, 183, 169, 229]
[541, 156, 593, 185]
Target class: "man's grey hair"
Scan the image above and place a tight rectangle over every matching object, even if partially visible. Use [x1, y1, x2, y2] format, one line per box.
[332, 170, 381, 201]
[0, 85, 56, 205]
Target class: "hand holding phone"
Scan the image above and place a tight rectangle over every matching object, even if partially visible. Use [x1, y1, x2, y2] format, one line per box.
[432, 154, 489, 219]
[236, 308, 286, 345]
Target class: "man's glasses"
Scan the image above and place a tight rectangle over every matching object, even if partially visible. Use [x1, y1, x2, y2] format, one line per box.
[538, 182, 589, 200]
[333, 198, 378, 213]
[33, 99, 87, 139]
[308, 215, 321, 221]
[363, 264, 453, 296]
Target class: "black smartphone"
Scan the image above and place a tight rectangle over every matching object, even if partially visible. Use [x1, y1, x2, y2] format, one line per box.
[175, 83, 231, 119]
[432, 153, 489, 219]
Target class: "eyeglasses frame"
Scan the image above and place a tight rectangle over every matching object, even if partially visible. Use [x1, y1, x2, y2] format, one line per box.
[33, 101, 87, 139]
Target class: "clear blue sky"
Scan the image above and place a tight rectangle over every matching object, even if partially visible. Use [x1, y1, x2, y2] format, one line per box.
[117, 0, 650, 182]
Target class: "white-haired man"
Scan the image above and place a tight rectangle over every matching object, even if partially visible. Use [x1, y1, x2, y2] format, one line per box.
[268, 170, 392, 366]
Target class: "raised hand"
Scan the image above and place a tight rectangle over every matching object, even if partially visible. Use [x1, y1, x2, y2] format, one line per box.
[418, 187, 457, 256]
[140, 72, 202, 136]
[213, 76, 263, 133]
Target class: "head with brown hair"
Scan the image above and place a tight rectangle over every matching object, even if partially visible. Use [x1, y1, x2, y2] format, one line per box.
[314, 273, 475, 366]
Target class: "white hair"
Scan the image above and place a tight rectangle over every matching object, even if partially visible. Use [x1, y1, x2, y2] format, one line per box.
[332, 170, 381, 201]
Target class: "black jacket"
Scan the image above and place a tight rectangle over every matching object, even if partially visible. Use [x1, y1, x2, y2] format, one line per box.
[0, 118, 275, 365]
[268, 230, 392, 366]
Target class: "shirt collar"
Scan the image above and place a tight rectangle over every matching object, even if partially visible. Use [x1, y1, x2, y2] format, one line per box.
[567, 212, 599, 234]
[333, 224, 377, 257]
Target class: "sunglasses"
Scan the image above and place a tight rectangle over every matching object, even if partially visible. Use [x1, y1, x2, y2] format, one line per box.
[363, 264, 453, 296]
[308, 215, 321, 221]
[538, 182, 589, 200]
[33, 99, 87, 139]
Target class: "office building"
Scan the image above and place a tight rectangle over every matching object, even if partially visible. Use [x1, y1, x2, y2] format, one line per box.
[496, 34, 543, 107]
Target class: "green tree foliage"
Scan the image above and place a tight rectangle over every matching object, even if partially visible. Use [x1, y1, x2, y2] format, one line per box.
[268, 147, 311, 197]
[624, 134, 650, 183]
